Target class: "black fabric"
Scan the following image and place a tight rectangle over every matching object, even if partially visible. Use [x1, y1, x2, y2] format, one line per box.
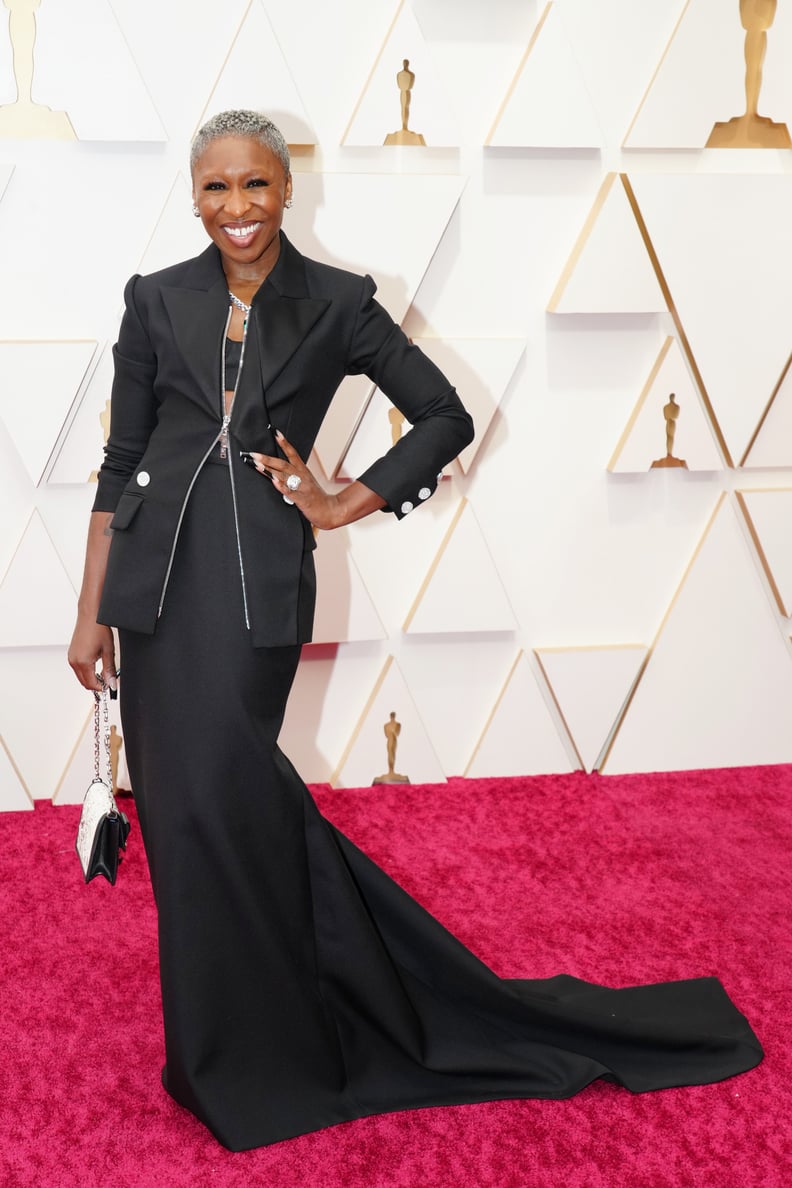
[224, 335, 243, 391]
[118, 464, 763, 1153]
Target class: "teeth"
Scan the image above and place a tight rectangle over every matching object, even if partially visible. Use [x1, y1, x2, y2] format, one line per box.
[225, 223, 261, 238]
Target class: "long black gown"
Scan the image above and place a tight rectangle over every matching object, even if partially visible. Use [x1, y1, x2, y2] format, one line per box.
[118, 454, 763, 1153]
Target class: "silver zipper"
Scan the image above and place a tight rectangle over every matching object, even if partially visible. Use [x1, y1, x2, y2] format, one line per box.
[227, 451, 250, 629]
[222, 305, 251, 629]
[157, 305, 252, 624]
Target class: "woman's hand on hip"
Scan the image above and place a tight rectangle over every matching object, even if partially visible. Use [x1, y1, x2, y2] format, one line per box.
[246, 430, 344, 530]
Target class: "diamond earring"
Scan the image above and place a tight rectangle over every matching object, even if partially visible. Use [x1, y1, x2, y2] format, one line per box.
[192, 203, 200, 218]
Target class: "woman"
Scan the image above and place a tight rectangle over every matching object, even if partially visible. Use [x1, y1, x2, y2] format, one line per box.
[69, 111, 761, 1152]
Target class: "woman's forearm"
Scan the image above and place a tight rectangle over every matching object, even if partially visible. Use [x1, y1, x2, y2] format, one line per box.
[331, 480, 386, 528]
[69, 510, 118, 692]
[76, 510, 115, 619]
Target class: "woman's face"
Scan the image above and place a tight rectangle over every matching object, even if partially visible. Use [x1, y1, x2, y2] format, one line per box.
[191, 135, 293, 276]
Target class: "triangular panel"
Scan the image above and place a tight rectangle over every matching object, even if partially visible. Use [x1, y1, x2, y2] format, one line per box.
[32, 0, 166, 140]
[339, 337, 524, 479]
[743, 353, 792, 469]
[0, 738, 33, 813]
[348, 485, 461, 635]
[488, 3, 602, 148]
[0, 341, 97, 485]
[333, 656, 446, 788]
[37, 486, 100, 590]
[0, 165, 13, 203]
[313, 375, 376, 482]
[195, 0, 317, 145]
[399, 635, 520, 779]
[138, 173, 209, 279]
[548, 174, 666, 314]
[286, 172, 465, 322]
[628, 172, 792, 467]
[343, 1, 458, 147]
[416, 338, 524, 474]
[312, 528, 387, 644]
[0, 649, 89, 802]
[465, 651, 577, 777]
[337, 386, 440, 483]
[0, 436, 33, 582]
[423, 338, 524, 473]
[0, 512, 76, 647]
[608, 337, 723, 472]
[280, 645, 387, 785]
[535, 645, 648, 772]
[404, 499, 518, 635]
[47, 341, 115, 485]
[604, 496, 792, 773]
[107, 0, 249, 142]
[736, 489, 792, 618]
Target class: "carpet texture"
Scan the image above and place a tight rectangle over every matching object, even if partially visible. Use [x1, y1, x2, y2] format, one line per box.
[1, 767, 788, 1187]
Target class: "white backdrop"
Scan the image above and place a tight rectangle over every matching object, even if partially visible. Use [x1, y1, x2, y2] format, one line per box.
[3, 0, 792, 810]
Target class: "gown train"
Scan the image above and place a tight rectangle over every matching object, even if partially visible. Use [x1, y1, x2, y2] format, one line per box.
[118, 459, 762, 1152]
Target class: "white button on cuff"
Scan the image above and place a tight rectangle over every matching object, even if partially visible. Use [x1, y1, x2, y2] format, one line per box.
[418, 487, 431, 500]
[400, 501, 414, 514]
[136, 471, 150, 487]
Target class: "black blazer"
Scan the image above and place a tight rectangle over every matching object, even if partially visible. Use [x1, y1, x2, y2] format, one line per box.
[94, 233, 474, 646]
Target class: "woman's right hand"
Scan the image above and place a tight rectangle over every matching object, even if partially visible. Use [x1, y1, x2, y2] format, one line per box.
[68, 617, 118, 694]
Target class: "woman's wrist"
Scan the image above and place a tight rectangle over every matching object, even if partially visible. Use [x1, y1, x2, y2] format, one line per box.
[330, 481, 385, 529]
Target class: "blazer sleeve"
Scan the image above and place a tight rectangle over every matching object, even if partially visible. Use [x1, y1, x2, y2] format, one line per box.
[346, 275, 474, 519]
[92, 274, 158, 513]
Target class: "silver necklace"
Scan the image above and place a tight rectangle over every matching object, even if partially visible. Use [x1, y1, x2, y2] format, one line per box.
[228, 290, 251, 315]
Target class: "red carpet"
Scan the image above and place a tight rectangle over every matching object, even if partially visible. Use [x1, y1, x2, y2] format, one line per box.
[1, 768, 788, 1187]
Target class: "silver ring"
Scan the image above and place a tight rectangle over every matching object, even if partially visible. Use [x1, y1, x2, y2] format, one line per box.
[285, 473, 302, 492]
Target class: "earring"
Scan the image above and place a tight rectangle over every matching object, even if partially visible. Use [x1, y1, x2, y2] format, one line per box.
[285, 199, 293, 209]
[192, 203, 200, 217]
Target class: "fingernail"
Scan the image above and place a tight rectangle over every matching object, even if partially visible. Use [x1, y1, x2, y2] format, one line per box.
[109, 687, 118, 700]
[275, 428, 284, 440]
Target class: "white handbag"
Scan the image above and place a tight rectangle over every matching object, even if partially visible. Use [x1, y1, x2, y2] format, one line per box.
[75, 683, 130, 884]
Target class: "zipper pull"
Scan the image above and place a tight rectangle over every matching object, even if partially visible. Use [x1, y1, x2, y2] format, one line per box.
[219, 414, 231, 460]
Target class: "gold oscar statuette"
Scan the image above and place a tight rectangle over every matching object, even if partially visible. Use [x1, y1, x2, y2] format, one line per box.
[109, 724, 123, 794]
[706, 0, 791, 148]
[0, 0, 76, 139]
[372, 711, 411, 785]
[88, 399, 111, 482]
[650, 393, 688, 470]
[388, 405, 405, 446]
[384, 59, 426, 146]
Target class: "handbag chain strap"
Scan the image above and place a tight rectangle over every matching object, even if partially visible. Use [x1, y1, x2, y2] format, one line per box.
[93, 681, 113, 787]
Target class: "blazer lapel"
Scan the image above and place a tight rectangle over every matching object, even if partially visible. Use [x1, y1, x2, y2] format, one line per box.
[161, 247, 230, 415]
[159, 236, 330, 427]
[252, 234, 331, 394]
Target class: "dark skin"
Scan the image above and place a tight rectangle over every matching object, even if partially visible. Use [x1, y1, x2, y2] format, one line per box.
[68, 133, 384, 693]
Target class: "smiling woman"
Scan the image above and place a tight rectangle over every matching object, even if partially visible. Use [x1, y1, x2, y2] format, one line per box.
[67, 110, 761, 1153]
[191, 127, 293, 294]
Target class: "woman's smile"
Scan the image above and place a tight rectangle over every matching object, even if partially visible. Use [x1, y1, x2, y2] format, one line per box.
[222, 220, 263, 247]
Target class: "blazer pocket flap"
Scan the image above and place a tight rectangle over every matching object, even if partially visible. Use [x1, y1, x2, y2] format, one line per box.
[110, 492, 144, 530]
